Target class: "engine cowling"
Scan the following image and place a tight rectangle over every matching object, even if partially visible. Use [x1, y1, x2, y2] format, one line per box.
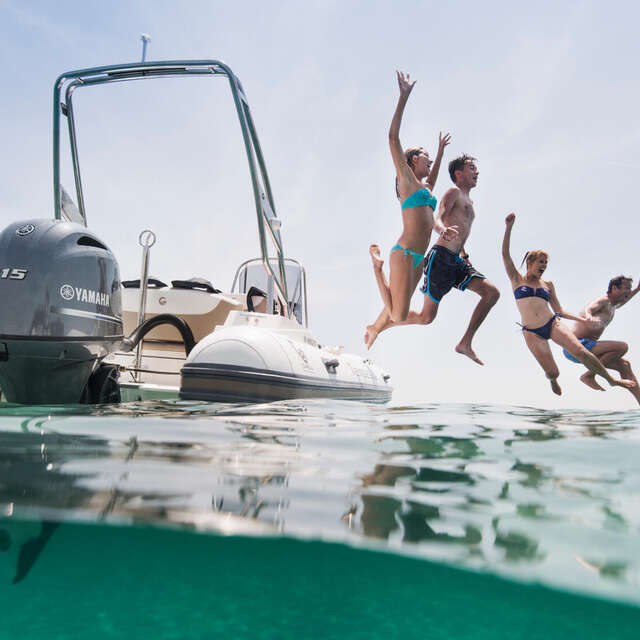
[0, 219, 122, 404]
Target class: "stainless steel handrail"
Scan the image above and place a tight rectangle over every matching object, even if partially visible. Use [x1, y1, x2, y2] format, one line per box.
[134, 230, 157, 380]
[231, 257, 308, 328]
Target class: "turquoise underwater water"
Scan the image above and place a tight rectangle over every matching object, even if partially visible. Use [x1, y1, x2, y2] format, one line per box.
[0, 399, 638, 638]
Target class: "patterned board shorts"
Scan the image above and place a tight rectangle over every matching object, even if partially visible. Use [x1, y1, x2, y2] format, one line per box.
[420, 245, 485, 303]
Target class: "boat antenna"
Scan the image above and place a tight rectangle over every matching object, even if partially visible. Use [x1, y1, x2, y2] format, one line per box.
[140, 34, 151, 62]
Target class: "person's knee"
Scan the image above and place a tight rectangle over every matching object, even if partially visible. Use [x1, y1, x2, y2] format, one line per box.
[482, 284, 500, 306]
[418, 310, 436, 325]
[578, 348, 596, 365]
[618, 342, 629, 356]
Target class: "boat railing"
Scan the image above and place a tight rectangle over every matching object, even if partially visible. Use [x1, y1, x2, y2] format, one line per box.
[232, 258, 308, 327]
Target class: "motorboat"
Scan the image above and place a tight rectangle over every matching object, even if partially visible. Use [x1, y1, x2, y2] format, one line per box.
[0, 60, 392, 405]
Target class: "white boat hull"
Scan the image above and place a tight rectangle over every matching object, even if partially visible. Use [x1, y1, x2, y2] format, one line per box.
[110, 310, 392, 404]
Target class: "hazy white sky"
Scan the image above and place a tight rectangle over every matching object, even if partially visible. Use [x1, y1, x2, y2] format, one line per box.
[1, 0, 639, 410]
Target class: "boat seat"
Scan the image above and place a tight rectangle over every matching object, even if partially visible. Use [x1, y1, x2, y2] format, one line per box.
[171, 278, 221, 294]
[246, 286, 267, 313]
[121, 282, 246, 350]
[122, 277, 168, 289]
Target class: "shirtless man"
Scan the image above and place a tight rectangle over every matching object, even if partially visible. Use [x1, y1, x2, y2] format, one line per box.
[364, 155, 499, 364]
[563, 275, 640, 404]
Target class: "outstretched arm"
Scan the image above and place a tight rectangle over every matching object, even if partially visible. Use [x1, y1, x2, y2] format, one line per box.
[548, 281, 583, 321]
[426, 132, 451, 191]
[389, 71, 416, 188]
[502, 213, 520, 287]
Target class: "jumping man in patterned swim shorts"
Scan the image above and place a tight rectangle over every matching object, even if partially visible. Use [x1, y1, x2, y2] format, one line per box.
[418, 155, 500, 365]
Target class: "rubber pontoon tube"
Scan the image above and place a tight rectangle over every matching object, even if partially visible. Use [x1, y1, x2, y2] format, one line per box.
[120, 314, 196, 356]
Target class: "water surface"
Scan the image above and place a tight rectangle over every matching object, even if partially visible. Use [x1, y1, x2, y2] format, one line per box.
[0, 400, 638, 637]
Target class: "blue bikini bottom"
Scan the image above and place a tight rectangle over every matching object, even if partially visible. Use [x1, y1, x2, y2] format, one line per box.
[391, 244, 424, 269]
[520, 314, 558, 340]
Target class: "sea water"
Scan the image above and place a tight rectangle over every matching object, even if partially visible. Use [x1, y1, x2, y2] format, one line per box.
[0, 399, 638, 638]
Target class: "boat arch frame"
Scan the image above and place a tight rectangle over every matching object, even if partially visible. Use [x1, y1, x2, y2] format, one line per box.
[52, 59, 290, 318]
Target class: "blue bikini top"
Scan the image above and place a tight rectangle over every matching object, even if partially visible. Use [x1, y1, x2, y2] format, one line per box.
[513, 285, 550, 302]
[401, 188, 437, 211]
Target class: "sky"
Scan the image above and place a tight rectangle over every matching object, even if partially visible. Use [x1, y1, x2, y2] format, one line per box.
[1, 0, 639, 410]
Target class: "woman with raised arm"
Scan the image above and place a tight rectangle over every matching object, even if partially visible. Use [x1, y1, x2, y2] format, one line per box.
[364, 71, 451, 349]
[502, 213, 635, 395]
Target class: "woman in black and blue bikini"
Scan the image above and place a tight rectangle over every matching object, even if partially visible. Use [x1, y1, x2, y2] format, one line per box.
[365, 71, 451, 349]
[502, 213, 635, 396]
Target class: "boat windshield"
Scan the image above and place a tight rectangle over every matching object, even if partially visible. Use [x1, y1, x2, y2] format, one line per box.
[232, 258, 308, 327]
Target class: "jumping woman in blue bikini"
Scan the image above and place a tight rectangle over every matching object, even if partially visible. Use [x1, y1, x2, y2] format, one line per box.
[365, 71, 451, 349]
[502, 213, 635, 396]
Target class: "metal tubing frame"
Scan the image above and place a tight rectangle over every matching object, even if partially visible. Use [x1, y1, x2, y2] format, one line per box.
[231, 257, 308, 328]
[63, 83, 87, 222]
[52, 59, 290, 317]
[134, 242, 152, 380]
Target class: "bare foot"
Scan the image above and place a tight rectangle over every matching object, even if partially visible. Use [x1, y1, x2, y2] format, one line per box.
[364, 324, 380, 350]
[550, 379, 562, 395]
[369, 244, 384, 270]
[610, 378, 636, 390]
[455, 342, 484, 365]
[580, 372, 605, 391]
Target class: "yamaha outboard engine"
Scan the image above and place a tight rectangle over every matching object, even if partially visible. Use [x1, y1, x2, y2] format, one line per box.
[0, 219, 122, 404]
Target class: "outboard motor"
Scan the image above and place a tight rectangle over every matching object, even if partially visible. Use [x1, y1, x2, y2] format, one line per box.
[0, 218, 122, 404]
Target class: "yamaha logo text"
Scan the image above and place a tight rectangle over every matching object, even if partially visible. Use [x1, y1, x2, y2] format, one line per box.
[60, 284, 110, 307]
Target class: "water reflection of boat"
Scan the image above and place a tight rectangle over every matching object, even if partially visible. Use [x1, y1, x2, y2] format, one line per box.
[0, 60, 392, 405]
[0, 415, 291, 581]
